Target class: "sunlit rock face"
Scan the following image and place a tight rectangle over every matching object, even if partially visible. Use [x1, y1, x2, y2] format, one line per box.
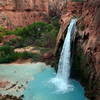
[0, 0, 49, 29]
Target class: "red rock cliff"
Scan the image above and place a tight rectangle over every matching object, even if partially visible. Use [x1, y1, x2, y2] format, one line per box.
[80, 1, 100, 99]
[0, 0, 49, 29]
[55, 1, 100, 100]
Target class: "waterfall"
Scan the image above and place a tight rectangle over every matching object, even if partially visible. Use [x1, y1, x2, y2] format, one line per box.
[50, 19, 77, 93]
[23, 19, 86, 100]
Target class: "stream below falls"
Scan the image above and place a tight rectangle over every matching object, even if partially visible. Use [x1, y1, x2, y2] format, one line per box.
[23, 66, 86, 100]
[0, 63, 87, 100]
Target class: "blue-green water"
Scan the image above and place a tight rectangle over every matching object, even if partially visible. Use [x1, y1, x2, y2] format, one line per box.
[24, 67, 86, 100]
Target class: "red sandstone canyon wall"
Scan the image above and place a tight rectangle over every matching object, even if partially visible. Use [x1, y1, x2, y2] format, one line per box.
[55, 1, 100, 100]
[0, 0, 49, 29]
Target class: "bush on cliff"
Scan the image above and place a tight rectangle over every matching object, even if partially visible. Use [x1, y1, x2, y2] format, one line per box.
[4, 22, 53, 38]
[0, 45, 16, 63]
[0, 45, 14, 55]
[1, 21, 59, 48]
[0, 45, 40, 63]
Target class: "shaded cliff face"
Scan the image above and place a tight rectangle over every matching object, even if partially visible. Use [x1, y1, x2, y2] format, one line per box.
[78, 1, 100, 99]
[0, 0, 49, 29]
[49, 0, 66, 17]
[55, 1, 100, 100]
[82, 0, 100, 74]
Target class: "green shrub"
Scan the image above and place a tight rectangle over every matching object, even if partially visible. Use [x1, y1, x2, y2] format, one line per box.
[50, 17, 60, 30]
[0, 53, 18, 63]
[15, 22, 53, 38]
[14, 22, 58, 48]
[29, 53, 41, 61]
[0, 26, 15, 35]
[0, 45, 14, 55]
[0, 45, 15, 63]
[16, 52, 33, 59]
[0, 21, 58, 38]
[15, 52, 41, 61]
[0, 45, 41, 63]
[4, 38, 24, 48]
[1, 21, 59, 49]
[0, 26, 6, 33]
[0, 35, 3, 42]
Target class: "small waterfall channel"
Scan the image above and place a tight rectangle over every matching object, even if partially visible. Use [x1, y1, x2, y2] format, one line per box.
[23, 19, 86, 100]
[50, 19, 77, 93]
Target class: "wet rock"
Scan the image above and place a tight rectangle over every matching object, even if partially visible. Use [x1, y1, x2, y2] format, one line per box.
[0, 94, 22, 100]
[43, 52, 53, 59]
[0, 81, 10, 88]
[0, 42, 4, 46]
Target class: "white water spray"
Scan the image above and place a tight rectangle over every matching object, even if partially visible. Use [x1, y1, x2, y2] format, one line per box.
[50, 19, 77, 93]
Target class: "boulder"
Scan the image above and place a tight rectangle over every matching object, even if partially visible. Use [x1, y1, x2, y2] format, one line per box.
[43, 52, 53, 59]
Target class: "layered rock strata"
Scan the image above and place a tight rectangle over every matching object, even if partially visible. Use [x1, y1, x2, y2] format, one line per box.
[0, 0, 49, 29]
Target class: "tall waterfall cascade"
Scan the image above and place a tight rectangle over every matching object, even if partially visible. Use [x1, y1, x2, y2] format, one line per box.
[50, 19, 77, 93]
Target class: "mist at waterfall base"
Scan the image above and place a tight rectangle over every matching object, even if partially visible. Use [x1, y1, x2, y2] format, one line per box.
[23, 19, 86, 100]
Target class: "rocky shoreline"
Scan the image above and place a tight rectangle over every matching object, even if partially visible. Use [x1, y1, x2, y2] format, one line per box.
[0, 63, 49, 100]
[0, 94, 23, 100]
